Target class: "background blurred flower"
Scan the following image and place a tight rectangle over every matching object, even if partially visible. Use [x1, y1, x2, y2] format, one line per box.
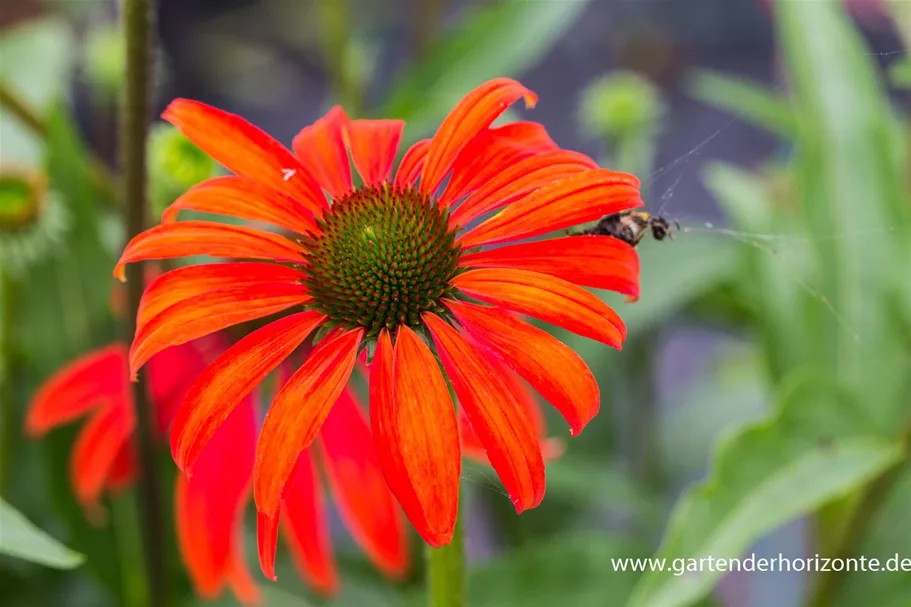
[115, 78, 642, 575]
[0, 167, 70, 276]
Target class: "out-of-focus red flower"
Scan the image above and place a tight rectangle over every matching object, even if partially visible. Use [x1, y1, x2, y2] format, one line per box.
[115, 77, 642, 575]
[25, 340, 209, 522]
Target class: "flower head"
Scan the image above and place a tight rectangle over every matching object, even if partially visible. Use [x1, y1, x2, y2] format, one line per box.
[115, 77, 642, 575]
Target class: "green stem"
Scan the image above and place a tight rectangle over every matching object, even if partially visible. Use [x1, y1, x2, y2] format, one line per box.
[0, 269, 14, 495]
[412, 0, 442, 61]
[0, 80, 119, 203]
[316, 0, 361, 115]
[120, 1, 168, 606]
[426, 514, 466, 607]
[112, 495, 150, 607]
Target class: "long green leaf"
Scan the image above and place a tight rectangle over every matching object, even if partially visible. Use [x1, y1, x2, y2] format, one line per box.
[687, 70, 796, 139]
[381, 0, 590, 138]
[0, 497, 84, 569]
[626, 374, 903, 607]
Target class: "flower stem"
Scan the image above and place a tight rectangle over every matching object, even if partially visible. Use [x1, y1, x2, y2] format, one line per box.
[0, 268, 15, 495]
[111, 494, 150, 607]
[120, 1, 168, 606]
[425, 514, 466, 607]
[0, 81, 119, 203]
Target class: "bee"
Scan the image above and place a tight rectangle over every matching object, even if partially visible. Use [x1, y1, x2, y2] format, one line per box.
[585, 210, 679, 247]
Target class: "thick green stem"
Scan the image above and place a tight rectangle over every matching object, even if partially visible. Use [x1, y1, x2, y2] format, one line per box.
[0, 81, 119, 203]
[120, 1, 167, 606]
[426, 513, 466, 607]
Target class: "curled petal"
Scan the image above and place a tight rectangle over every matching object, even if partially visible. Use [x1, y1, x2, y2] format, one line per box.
[71, 401, 135, 516]
[450, 150, 598, 229]
[114, 221, 307, 281]
[254, 328, 362, 518]
[457, 170, 642, 248]
[458, 235, 639, 298]
[319, 390, 410, 578]
[105, 444, 136, 492]
[26, 344, 127, 436]
[292, 106, 352, 200]
[162, 99, 327, 214]
[421, 78, 537, 196]
[347, 119, 404, 187]
[424, 314, 545, 513]
[171, 311, 326, 473]
[439, 122, 557, 209]
[162, 176, 320, 236]
[282, 450, 338, 595]
[452, 268, 626, 348]
[447, 300, 599, 436]
[394, 139, 430, 187]
[370, 329, 460, 547]
[138, 262, 307, 333]
[130, 282, 312, 377]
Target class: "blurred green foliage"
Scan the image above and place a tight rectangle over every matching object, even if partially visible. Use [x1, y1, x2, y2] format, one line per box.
[2, 1, 910, 607]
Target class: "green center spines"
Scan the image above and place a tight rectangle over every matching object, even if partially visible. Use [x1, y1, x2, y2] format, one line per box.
[302, 183, 460, 337]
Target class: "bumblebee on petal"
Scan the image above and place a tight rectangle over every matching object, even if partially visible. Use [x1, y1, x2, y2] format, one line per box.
[585, 210, 680, 247]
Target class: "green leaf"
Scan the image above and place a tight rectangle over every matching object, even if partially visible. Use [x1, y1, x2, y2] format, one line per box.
[0, 17, 74, 166]
[889, 57, 911, 89]
[626, 374, 904, 607]
[687, 70, 796, 139]
[834, 465, 911, 607]
[778, 0, 909, 431]
[0, 497, 84, 569]
[381, 0, 591, 138]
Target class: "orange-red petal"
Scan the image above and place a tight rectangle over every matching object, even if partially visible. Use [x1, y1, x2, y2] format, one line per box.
[292, 106, 352, 200]
[449, 150, 597, 229]
[225, 535, 261, 606]
[137, 262, 307, 333]
[129, 282, 312, 377]
[176, 401, 256, 602]
[171, 311, 326, 472]
[451, 268, 626, 348]
[439, 122, 556, 210]
[346, 119, 404, 187]
[421, 78, 537, 196]
[457, 170, 642, 248]
[447, 300, 600, 436]
[162, 99, 327, 214]
[458, 235, 639, 298]
[256, 511, 281, 582]
[25, 344, 127, 436]
[114, 221, 307, 281]
[161, 176, 320, 236]
[71, 401, 135, 514]
[254, 328, 362, 518]
[319, 389, 410, 578]
[281, 449, 339, 595]
[424, 314, 545, 513]
[370, 328, 460, 547]
[146, 341, 210, 434]
[393, 139, 430, 187]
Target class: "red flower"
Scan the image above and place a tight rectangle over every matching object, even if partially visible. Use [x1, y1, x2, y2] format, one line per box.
[24, 340, 209, 522]
[115, 77, 642, 576]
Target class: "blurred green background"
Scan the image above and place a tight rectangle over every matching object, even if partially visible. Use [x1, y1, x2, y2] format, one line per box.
[1, 0, 910, 606]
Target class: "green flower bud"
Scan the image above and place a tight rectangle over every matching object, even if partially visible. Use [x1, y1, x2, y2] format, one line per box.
[0, 169, 70, 276]
[579, 72, 665, 141]
[149, 124, 217, 216]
